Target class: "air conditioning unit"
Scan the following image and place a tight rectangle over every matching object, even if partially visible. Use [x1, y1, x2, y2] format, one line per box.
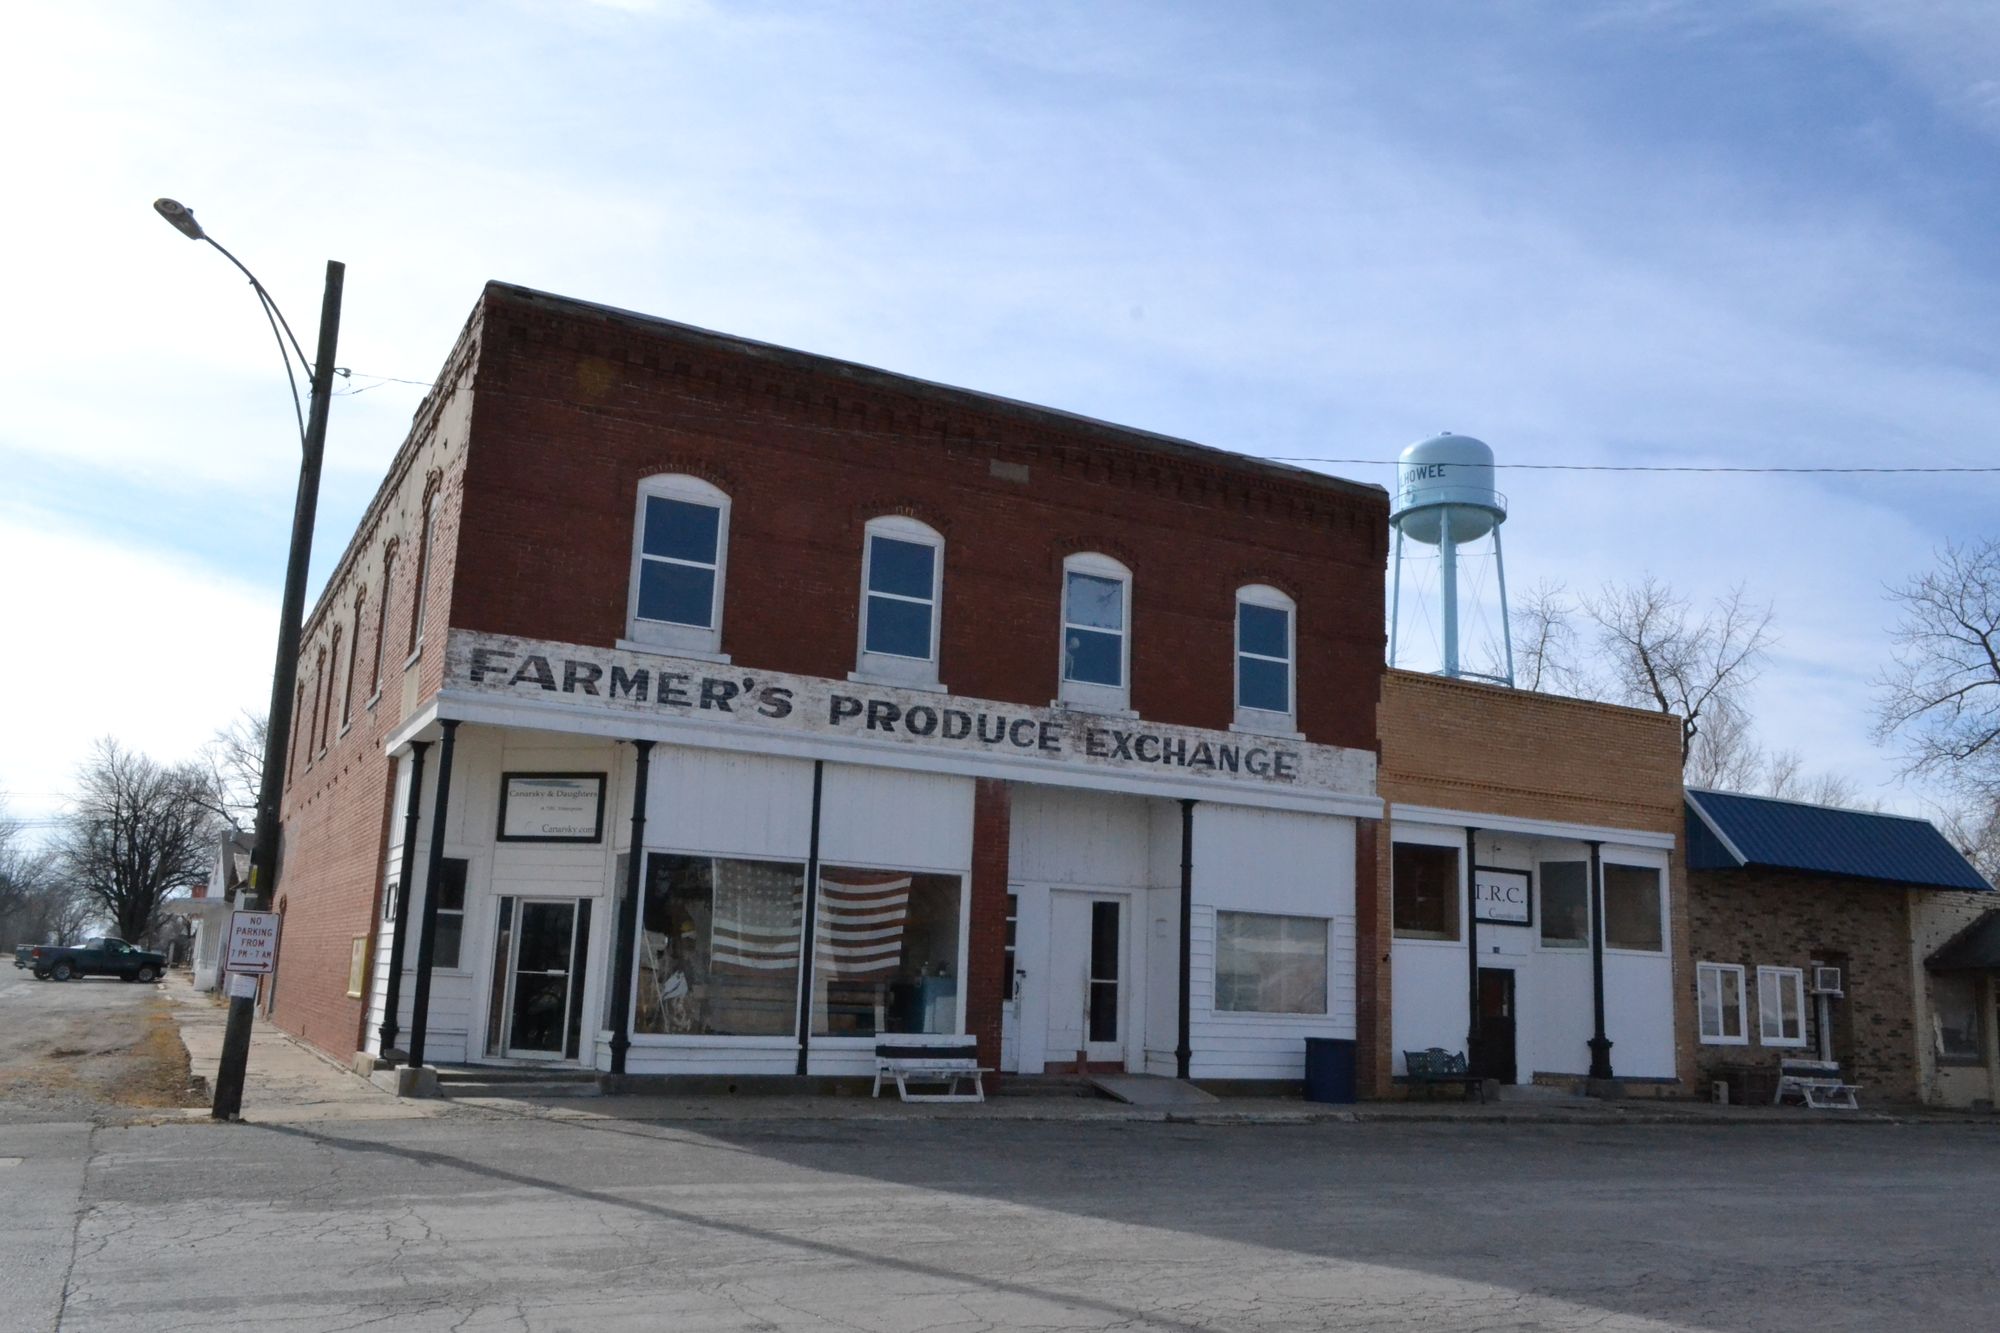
[1811, 966, 1844, 996]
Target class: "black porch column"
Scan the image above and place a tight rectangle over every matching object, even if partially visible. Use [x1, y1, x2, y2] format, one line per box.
[793, 762, 827, 1076]
[608, 739, 654, 1078]
[1176, 799, 1195, 1081]
[406, 719, 459, 1071]
[377, 739, 430, 1058]
[1464, 826, 1482, 1066]
[1587, 839, 1615, 1079]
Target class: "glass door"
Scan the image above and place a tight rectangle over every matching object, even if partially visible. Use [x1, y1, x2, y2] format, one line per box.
[503, 898, 591, 1061]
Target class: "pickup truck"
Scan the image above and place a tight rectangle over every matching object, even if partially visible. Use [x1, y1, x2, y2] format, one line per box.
[19, 938, 167, 983]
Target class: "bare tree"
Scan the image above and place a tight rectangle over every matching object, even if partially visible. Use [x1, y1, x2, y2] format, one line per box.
[54, 740, 217, 945]
[0, 798, 93, 949]
[1582, 576, 1776, 768]
[1933, 797, 2000, 888]
[1511, 579, 1588, 695]
[197, 711, 267, 833]
[1761, 750, 1868, 810]
[1683, 695, 1766, 792]
[1875, 539, 2000, 805]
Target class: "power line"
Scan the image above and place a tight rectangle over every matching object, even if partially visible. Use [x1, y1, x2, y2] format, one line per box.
[1271, 457, 2000, 474]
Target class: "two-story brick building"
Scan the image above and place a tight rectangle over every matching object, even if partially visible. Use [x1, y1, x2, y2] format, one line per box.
[268, 282, 1390, 1088]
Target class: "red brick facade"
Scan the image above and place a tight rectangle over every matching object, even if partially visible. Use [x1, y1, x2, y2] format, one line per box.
[269, 283, 1389, 1066]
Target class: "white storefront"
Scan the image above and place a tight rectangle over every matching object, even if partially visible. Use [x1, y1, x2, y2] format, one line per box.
[1389, 807, 1679, 1085]
[364, 630, 1379, 1082]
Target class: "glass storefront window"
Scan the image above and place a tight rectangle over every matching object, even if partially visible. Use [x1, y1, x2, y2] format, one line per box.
[1932, 973, 1984, 1065]
[1215, 911, 1328, 1014]
[811, 867, 963, 1037]
[634, 853, 806, 1037]
[1603, 864, 1664, 952]
[1393, 842, 1460, 940]
[1539, 861, 1590, 948]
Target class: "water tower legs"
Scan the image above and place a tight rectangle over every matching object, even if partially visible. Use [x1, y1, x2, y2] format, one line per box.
[1440, 507, 1458, 678]
[1493, 523, 1514, 688]
[1389, 526, 1404, 669]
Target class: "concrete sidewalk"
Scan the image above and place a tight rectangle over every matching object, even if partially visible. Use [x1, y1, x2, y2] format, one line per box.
[159, 976, 1998, 1129]
[163, 976, 449, 1123]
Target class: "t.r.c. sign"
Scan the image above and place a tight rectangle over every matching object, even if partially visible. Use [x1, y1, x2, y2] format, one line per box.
[1472, 866, 1532, 927]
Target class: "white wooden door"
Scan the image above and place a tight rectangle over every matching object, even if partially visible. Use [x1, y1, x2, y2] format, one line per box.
[1046, 893, 1125, 1065]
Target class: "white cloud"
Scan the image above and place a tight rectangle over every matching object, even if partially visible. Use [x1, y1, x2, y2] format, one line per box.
[0, 511, 277, 835]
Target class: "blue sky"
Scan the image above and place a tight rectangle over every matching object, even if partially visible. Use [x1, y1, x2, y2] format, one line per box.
[3, 0, 1997, 833]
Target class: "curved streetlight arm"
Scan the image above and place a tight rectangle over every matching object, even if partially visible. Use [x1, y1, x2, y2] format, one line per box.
[203, 234, 312, 450]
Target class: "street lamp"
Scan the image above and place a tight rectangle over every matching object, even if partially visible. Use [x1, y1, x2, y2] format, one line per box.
[154, 198, 345, 1121]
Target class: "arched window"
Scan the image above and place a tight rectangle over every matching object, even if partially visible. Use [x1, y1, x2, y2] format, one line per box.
[407, 493, 440, 656]
[1234, 584, 1296, 731]
[339, 594, 363, 731]
[1059, 552, 1132, 713]
[625, 474, 730, 657]
[323, 627, 343, 749]
[370, 548, 396, 700]
[853, 515, 943, 688]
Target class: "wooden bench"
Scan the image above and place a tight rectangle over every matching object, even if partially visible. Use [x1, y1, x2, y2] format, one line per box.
[1774, 1058, 1861, 1110]
[872, 1036, 989, 1103]
[1398, 1047, 1486, 1102]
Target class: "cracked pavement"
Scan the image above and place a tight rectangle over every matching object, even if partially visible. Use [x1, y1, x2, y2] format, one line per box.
[10, 1109, 1999, 1331]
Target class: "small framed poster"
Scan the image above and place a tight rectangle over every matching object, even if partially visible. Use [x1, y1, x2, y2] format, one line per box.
[498, 772, 607, 843]
[346, 935, 370, 998]
[1473, 865, 1533, 928]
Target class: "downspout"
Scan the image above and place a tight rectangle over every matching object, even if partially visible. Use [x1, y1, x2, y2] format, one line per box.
[795, 761, 825, 1077]
[1176, 799, 1196, 1081]
[1465, 825, 1481, 1068]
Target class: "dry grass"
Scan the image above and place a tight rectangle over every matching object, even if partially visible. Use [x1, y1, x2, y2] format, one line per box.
[0, 991, 203, 1114]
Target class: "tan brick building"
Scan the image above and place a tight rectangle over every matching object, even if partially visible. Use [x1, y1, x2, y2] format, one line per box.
[1366, 671, 1692, 1098]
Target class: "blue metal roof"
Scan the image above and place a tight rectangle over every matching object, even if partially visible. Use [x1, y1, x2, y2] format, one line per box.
[1686, 788, 1992, 892]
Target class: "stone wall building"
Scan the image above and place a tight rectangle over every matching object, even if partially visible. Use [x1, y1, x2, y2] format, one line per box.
[1684, 788, 1990, 1106]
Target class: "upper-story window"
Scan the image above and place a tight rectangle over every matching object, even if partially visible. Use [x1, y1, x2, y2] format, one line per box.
[339, 595, 362, 730]
[1059, 552, 1131, 713]
[408, 494, 440, 658]
[626, 474, 729, 657]
[1235, 585, 1295, 731]
[370, 548, 396, 701]
[853, 516, 943, 687]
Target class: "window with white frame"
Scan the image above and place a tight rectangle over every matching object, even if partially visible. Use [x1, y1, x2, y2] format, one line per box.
[433, 858, 469, 970]
[1215, 911, 1328, 1014]
[1757, 965, 1807, 1046]
[1060, 552, 1131, 711]
[1235, 585, 1295, 728]
[1697, 962, 1747, 1044]
[854, 516, 943, 685]
[627, 475, 729, 654]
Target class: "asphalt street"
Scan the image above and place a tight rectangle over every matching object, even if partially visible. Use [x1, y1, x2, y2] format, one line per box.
[7, 1106, 1998, 1332]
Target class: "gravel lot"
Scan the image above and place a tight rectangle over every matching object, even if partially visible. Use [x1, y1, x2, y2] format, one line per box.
[0, 967, 198, 1124]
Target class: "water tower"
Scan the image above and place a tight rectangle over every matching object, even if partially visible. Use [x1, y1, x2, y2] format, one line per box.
[1389, 432, 1514, 685]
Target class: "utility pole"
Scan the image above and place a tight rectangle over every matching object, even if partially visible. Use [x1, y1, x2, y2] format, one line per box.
[156, 199, 345, 1121]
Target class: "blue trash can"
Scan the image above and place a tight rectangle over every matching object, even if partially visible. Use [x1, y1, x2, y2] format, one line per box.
[1303, 1037, 1357, 1103]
